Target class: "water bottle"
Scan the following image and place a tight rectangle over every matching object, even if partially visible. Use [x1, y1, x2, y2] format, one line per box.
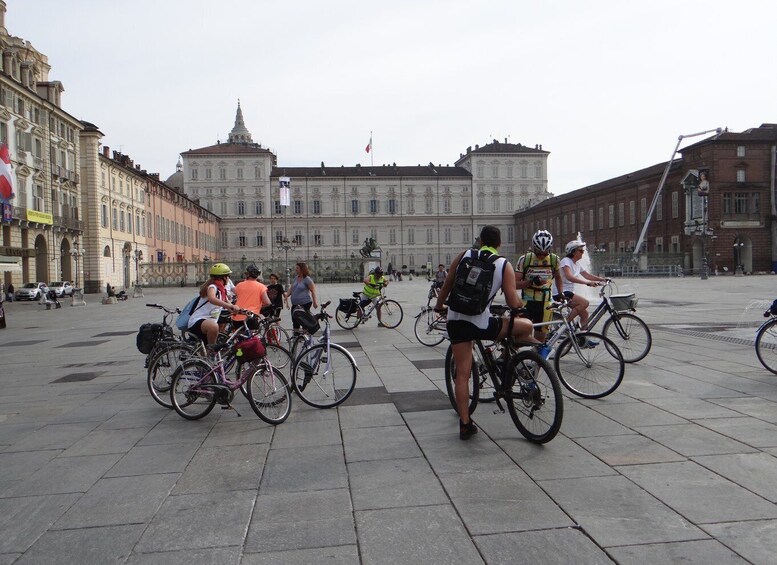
[538, 344, 551, 359]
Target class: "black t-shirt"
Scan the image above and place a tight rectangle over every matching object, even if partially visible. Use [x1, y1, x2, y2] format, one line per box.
[266, 283, 284, 308]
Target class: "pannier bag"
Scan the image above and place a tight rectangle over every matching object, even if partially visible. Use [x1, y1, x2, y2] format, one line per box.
[292, 305, 321, 335]
[234, 335, 266, 362]
[338, 298, 358, 314]
[136, 323, 164, 354]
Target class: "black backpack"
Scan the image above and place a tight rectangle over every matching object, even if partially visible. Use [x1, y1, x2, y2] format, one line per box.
[136, 323, 164, 355]
[447, 250, 501, 315]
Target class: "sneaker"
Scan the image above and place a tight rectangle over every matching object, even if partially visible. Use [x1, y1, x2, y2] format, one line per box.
[459, 419, 478, 440]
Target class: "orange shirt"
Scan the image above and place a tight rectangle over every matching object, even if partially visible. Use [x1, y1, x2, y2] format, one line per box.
[233, 279, 268, 320]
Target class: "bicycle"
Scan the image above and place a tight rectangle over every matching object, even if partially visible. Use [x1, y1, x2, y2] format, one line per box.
[291, 301, 359, 408]
[334, 287, 403, 330]
[581, 280, 652, 363]
[535, 300, 625, 399]
[755, 300, 777, 374]
[413, 306, 448, 347]
[169, 310, 292, 424]
[442, 307, 563, 444]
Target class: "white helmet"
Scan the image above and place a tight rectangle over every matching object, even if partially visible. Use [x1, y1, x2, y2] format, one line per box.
[565, 240, 586, 255]
[532, 230, 553, 253]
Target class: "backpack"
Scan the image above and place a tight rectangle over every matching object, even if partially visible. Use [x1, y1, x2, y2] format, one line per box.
[175, 296, 207, 331]
[447, 250, 501, 316]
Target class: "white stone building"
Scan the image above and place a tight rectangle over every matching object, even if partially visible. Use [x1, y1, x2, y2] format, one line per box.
[179, 104, 550, 274]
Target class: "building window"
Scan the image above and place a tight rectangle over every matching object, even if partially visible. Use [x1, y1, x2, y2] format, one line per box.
[629, 201, 636, 225]
[671, 235, 679, 253]
[671, 191, 678, 218]
[238, 231, 246, 247]
[221, 231, 228, 248]
[655, 236, 663, 252]
[426, 228, 433, 244]
[313, 231, 322, 246]
[274, 200, 282, 215]
[734, 192, 748, 214]
[492, 165, 499, 178]
[618, 202, 625, 226]
[219, 168, 226, 180]
[237, 201, 245, 215]
[333, 229, 340, 246]
[598, 207, 603, 229]
[254, 200, 263, 215]
[656, 197, 663, 221]
[425, 196, 433, 214]
[220, 202, 227, 215]
[462, 199, 469, 213]
[255, 231, 263, 247]
[351, 200, 359, 214]
[205, 167, 212, 180]
[477, 194, 485, 213]
[737, 145, 746, 157]
[112, 207, 118, 229]
[408, 228, 415, 244]
[506, 226, 514, 244]
[313, 200, 321, 215]
[293, 200, 303, 215]
[388, 199, 397, 214]
[608, 205, 615, 228]
[101, 204, 108, 228]
[406, 196, 415, 214]
[237, 168, 243, 179]
[463, 226, 470, 244]
[737, 169, 746, 183]
[370, 199, 378, 214]
[640, 198, 646, 223]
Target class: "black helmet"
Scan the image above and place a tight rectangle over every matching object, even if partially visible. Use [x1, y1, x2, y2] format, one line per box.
[374, 266, 384, 276]
[245, 264, 260, 278]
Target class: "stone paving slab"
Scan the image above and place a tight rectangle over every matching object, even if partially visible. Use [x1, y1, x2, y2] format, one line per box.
[2, 277, 777, 562]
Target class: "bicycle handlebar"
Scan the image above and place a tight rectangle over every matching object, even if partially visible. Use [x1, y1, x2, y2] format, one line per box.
[146, 303, 181, 314]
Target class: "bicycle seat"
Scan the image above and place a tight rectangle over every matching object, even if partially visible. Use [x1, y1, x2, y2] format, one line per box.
[352, 292, 361, 298]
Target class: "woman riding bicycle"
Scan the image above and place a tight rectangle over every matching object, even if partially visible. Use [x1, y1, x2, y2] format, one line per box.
[187, 263, 239, 345]
[359, 266, 388, 326]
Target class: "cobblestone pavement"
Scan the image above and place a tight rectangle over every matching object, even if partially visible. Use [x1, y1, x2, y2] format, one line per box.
[1, 275, 777, 564]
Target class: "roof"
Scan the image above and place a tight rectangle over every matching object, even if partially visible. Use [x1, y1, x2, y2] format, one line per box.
[181, 142, 275, 156]
[270, 164, 472, 179]
[681, 123, 777, 152]
[468, 140, 549, 155]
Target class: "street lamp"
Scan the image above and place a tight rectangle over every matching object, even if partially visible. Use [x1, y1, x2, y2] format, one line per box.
[240, 254, 247, 275]
[275, 237, 298, 286]
[71, 238, 85, 289]
[734, 240, 745, 276]
[133, 250, 144, 297]
[313, 252, 318, 276]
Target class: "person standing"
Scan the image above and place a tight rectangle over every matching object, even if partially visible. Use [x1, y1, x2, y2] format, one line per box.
[233, 264, 270, 330]
[262, 273, 285, 318]
[515, 230, 564, 341]
[0, 289, 6, 329]
[6, 283, 13, 302]
[434, 264, 447, 288]
[435, 225, 538, 440]
[284, 262, 318, 331]
[188, 263, 239, 345]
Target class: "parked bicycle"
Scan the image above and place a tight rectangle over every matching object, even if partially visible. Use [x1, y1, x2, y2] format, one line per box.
[335, 287, 403, 329]
[169, 310, 292, 424]
[290, 301, 359, 408]
[413, 306, 448, 347]
[755, 299, 777, 374]
[443, 306, 563, 444]
[582, 280, 652, 363]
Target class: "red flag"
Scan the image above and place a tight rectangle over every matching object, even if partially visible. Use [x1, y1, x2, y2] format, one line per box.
[365, 136, 372, 153]
[0, 143, 13, 201]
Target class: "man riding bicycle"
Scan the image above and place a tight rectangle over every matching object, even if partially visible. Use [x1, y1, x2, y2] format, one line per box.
[515, 230, 565, 341]
[359, 266, 388, 326]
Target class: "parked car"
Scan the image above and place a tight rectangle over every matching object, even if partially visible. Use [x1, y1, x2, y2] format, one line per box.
[15, 282, 49, 301]
[49, 281, 73, 297]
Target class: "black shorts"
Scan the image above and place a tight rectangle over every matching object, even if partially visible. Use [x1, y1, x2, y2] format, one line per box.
[188, 319, 208, 342]
[523, 301, 547, 325]
[446, 318, 502, 344]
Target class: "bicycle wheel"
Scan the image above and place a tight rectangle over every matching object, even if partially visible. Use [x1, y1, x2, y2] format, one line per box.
[170, 358, 218, 420]
[554, 331, 625, 398]
[377, 299, 403, 328]
[414, 308, 447, 347]
[147, 342, 197, 408]
[247, 361, 292, 425]
[602, 313, 652, 363]
[293, 343, 357, 408]
[288, 333, 307, 362]
[444, 345, 491, 415]
[238, 344, 292, 397]
[505, 349, 563, 444]
[335, 306, 362, 330]
[265, 323, 290, 348]
[755, 318, 777, 375]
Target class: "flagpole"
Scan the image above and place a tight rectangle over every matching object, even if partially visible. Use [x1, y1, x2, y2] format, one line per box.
[370, 131, 373, 167]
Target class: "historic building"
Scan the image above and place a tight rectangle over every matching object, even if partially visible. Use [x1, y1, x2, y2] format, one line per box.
[0, 0, 84, 288]
[513, 124, 777, 275]
[78, 124, 219, 293]
[179, 104, 551, 276]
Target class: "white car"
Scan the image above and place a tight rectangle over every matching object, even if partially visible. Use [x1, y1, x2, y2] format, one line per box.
[15, 282, 49, 301]
[49, 281, 73, 297]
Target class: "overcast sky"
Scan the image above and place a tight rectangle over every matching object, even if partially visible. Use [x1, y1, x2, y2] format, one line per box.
[9, 0, 776, 194]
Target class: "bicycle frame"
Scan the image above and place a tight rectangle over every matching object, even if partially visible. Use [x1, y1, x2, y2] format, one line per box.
[299, 305, 359, 376]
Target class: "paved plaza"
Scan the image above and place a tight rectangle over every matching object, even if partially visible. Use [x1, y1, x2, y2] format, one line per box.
[1, 274, 777, 564]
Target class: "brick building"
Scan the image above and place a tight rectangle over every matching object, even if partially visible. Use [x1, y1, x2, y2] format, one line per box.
[514, 124, 777, 275]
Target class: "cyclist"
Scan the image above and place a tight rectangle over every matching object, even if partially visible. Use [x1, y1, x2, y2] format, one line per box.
[187, 263, 239, 346]
[555, 240, 607, 333]
[433, 264, 447, 288]
[436, 225, 539, 440]
[233, 264, 271, 330]
[515, 230, 564, 341]
[359, 266, 389, 326]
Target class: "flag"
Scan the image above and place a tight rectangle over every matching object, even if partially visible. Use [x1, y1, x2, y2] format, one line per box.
[365, 136, 372, 154]
[279, 177, 290, 206]
[0, 143, 13, 201]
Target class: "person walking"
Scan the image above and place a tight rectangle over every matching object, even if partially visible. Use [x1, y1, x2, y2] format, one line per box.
[435, 225, 539, 440]
[187, 263, 239, 346]
[6, 283, 14, 302]
[0, 290, 6, 329]
[233, 264, 270, 330]
[261, 273, 284, 318]
[284, 262, 318, 331]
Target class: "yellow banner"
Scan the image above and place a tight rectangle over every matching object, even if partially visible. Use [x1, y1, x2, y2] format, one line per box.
[27, 209, 53, 224]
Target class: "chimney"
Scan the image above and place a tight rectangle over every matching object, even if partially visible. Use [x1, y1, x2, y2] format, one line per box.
[505, 137, 508, 143]
[102, 146, 110, 157]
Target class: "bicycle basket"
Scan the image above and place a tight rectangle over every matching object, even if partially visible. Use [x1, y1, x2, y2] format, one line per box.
[610, 293, 638, 312]
[338, 298, 358, 314]
[136, 323, 164, 355]
[234, 335, 266, 362]
[292, 306, 321, 335]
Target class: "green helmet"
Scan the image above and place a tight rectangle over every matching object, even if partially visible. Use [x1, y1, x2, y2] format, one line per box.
[209, 262, 232, 276]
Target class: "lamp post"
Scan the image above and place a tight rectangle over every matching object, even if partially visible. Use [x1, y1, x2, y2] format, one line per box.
[71, 238, 85, 289]
[133, 250, 143, 286]
[240, 254, 247, 275]
[313, 252, 318, 276]
[275, 237, 298, 287]
[734, 241, 745, 276]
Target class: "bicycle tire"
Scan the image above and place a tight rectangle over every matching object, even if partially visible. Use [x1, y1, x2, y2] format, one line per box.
[554, 331, 625, 398]
[755, 318, 777, 375]
[292, 343, 357, 408]
[335, 305, 362, 330]
[505, 349, 563, 444]
[377, 299, 403, 328]
[239, 343, 293, 396]
[247, 363, 292, 424]
[445, 345, 478, 414]
[265, 323, 290, 348]
[414, 308, 447, 347]
[169, 358, 218, 420]
[289, 333, 307, 362]
[147, 342, 197, 408]
[602, 313, 652, 363]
